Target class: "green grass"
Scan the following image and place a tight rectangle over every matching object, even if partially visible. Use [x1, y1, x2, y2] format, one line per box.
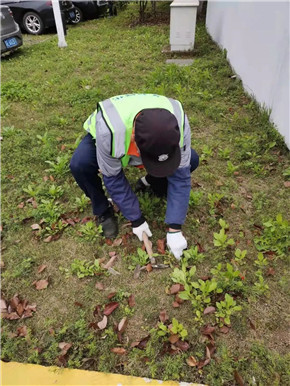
[1, 3, 290, 385]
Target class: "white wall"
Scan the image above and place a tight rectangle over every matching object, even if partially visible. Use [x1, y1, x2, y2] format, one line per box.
[206, 1, 290, 148]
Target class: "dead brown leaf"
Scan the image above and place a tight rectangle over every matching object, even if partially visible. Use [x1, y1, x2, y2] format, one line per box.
[284, 181, 290, 188]
[34, 279, 49, 290]
[103, 255, 117, 269]
[172, 301, 180, 308]
[107, 292, 117, 300]
[169, 283, 184, 294]
[220, 326, 230, 334]
[18, 202, 25, 209]
[17, 326, 27, 337]
[95, 282, 104, 290]
[110, 347, 126, 355]
[118, 317, 128, 333]
[159, 309, 169, 323]
[103, 302, 119, 316]
[31, 224, 41, 231]
[43, 236, 53, 243]
[267, 267, 275, 276]
[197, 358, 210, 369]
[97, 315, 108, 330]
[128, 294, 135, 307]
[146, 263, 152, 272]
[157, 239, 166, 254]
[175, 294, 184, 304]
[109, 251, 116, 257]
[74, 302, 83, 308]
[168, 334, 179, 344]
[16, 303, 24, 317]
[201, 325, 216, 336]
[234, 370, 245, 386]
[203, 306, 216, 315]
[186, 355, 198, 367]
[59, 342, 72, 356]
[1, 298, 7, 312]
[174, 340, 190, 351]
[112, 238, 122, 247]
[37, 264, 47, 274]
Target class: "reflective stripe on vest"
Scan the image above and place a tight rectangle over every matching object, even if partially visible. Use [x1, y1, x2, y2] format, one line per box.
[84, 94, 185, 167]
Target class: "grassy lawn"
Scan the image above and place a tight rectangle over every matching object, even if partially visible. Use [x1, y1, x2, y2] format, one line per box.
[1, 3, 290, 385]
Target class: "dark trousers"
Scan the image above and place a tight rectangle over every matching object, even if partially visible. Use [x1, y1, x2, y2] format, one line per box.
[70, 134, 199, 216]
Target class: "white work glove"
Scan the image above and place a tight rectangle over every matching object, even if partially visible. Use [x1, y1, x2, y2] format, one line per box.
[132, 221, 152, 241]
[167, 231, 187, 260]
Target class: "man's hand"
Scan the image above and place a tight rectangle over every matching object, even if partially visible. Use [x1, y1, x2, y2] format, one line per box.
[167, 231, 187, 260]
[133, 221, 152, 241]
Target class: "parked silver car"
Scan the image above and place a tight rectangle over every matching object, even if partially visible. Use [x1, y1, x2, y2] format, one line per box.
[1, 5, 22, 54]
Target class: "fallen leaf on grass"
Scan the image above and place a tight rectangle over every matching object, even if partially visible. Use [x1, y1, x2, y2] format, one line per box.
[18, 202, 25, 209]
[267, 267, 275, 276]
[172, 301, 180, 308]
[33, 279, 49, 290]
[17, 326, 27, 337]
[107, 292, 117, 300]
[204, 306, 216, 315]
[118, 317, 128, 333]
[157, 239, 166, 254]
[74, 302, 83, 308]
[234, 370, 245, 386]
[220, 326, 230, 334]
[112, 238, 122, 247]
[248, 319, 256, 330]
[186, 355, 198, 367]
[16, 303, 24, 316]
[59, 342, 72, 356]
[95, 282, 104, 290]
[284, 181, 290, 188]
[37, 264, 47, 274]
[81, 216, 93, 224]
[103, 302, 119, 316]
[174, 340, 190, 351]
[110, 347, 126, 355]
[43, 236, 53, 243]
[103, 255, 117, 269]
[201, 325, 216, 336]
[175, 294, 184, 304]
[170, 283, 184, 294]
[159, 309, 169, 323]
[146, 263, 152, 272]
[133, 265, 141, 279]
[130, 336, 150, 350]
[97, 315, 108, 330]
[128, 294, 135, 307]
[197, 358, 210, 369]
[31, 224, 41, 231]
[168, 334, 179, 344]
[0, 260, 4, 269]
[195, 242, 205, 253]
[107, 267, 120, 275]
[109, 251, 117, 257]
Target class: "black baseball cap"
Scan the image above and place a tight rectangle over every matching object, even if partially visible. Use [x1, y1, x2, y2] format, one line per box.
[134, 108, 181, 178]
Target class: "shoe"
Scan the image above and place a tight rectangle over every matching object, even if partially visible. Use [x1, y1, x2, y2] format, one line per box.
[97, 206, 118, 239]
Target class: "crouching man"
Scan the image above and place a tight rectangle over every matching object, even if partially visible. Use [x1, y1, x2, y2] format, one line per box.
[70, 94, 199, 259]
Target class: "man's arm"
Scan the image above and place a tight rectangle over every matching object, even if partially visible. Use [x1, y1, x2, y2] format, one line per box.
[96, 112, 142, 222]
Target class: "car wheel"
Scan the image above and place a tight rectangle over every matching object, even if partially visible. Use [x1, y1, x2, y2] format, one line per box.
[22, 11, 44, 35]
[71, 6, 83, 24]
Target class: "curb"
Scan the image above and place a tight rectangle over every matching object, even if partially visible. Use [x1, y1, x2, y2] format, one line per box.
[1, 361, 205, 386]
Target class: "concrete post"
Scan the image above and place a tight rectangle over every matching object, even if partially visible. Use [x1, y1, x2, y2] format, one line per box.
[170, 0, 199, 51]
[52, 0, 67, 48]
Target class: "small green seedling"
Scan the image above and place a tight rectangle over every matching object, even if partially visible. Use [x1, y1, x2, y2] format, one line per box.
[23, 184, 40, 198]
[70, 259, 104, 278]
[74, 194, 90, 212]
[189, 190, 203, 207]
[45, 154, 70, 177]
[254, 253, 268, 269]
[219, 218, 229, 230]
[215, 293, 242, 326]
[158, 318, 188, 341]
[183, 246, 204, 265]
[226, 161, 239, 175]
[213, 228, 235, 249]
[127, 248, 157, 270]
[234, 248, 247, 264]
[79, 221, 102, 242]
[47, 184, 64, 199]
[254, 270, 269, 296]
